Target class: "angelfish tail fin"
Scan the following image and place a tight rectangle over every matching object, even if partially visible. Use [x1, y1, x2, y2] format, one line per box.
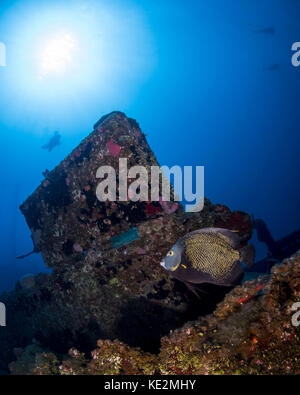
[239, 244, 255, 268]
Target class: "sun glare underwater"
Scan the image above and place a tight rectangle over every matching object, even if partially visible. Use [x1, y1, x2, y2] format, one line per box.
[0, 0, 155, 126]
[0, 0, 299, 376]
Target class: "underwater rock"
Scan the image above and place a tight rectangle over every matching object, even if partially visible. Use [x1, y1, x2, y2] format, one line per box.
[20, 111, 186, 270]
[0, 112, 255, 373]
[7, 249, 300, 375]
[19, 111, 252, 274]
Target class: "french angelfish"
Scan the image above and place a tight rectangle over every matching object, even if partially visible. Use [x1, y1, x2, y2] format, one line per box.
[160, 227, 255, 288]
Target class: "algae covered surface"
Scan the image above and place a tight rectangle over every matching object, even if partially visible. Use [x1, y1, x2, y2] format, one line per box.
[0, 113, 299, 375]
[5, 250, 300, 375]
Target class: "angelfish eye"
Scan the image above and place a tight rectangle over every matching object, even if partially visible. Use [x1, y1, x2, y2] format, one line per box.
[168, 250, 174, 257]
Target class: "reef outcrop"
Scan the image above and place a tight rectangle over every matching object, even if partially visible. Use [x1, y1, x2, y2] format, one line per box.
[1, 112, 266, 374]
[6, 250, 300, 375]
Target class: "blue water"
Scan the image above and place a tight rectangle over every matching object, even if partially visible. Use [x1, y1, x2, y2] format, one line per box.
[0, 0, 299, 292]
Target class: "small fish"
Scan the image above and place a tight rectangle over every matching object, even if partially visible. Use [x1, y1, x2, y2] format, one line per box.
[42, 131, 62, 152]
[160, 228, 255, 288]
[265, 64, 280, 71]
[253, 27, 275, 35]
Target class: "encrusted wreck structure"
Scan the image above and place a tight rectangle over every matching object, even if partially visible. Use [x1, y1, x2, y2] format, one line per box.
[1, 112, 298, 375]
[252, 218, 300, 273]
[8, 250, 300, 375]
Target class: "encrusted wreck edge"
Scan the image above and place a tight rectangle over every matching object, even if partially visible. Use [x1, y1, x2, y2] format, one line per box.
[9, 250, 300, 375]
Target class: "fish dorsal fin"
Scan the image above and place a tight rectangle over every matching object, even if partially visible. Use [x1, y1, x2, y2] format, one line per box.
[182, 228, 240, 249]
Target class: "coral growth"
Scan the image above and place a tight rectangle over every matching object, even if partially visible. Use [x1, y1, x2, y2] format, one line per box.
[6, 250, 300, 375]
[1, 112, 297, 376]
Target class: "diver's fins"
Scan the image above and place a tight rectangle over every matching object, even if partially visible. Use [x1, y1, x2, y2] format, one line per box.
[239, 244, 255, 268]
